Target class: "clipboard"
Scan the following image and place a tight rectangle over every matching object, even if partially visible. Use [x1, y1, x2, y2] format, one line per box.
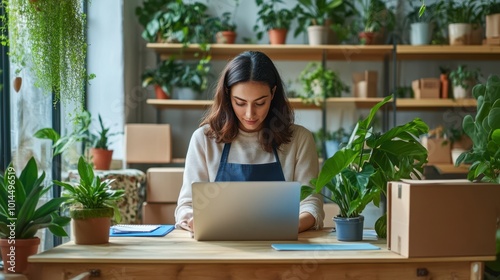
[109, 225, 175, 237]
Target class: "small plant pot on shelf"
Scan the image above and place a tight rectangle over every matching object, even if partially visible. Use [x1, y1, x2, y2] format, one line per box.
[448, 23, 472, 45]
[410, 22, 432, 45]
[307, 25, 328, 45]
[334, 215, 364, 241]
[268, 29, 288, 45]
[0, 237, 40, 274]
[154, 85, 170, 99]
[486, 13, 500, 39]
[90, 148, 113, 170]
[216, 31, 237, 44]
[453, 85, 471, 99]
[358, 32, 375, 45]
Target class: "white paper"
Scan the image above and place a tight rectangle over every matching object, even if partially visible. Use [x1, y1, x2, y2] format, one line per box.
[111, 224, 160, 233]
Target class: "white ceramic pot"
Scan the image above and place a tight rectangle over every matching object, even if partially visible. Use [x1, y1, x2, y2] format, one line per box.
[453, 85, 470, 99]
[448, 23, 472, 45]
[175, 87, 199, 100]
[307, 25, 328, 45]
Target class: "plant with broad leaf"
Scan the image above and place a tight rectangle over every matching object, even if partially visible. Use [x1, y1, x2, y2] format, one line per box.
[301, 95, 429, 238]
[0, 157, 70, 239]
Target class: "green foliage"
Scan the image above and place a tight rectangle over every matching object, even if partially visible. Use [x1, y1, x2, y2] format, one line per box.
[253, 0, 295, 40]
[53, 157, 125, 222]
[139, 0, 213, 45]
[301, 96, 429, 237]
[5, 0, 92, 108]
[449, 65, 482, 89]
[293, 0, 343, 37]
[456, 75, 500, 183]
[135, 0, 175, 28]
[0, 157, 70, 239]
[357, 0, 389, 32]
[297, 62, 349, 106]
[35, 111, 119, 157]
[445, 0, 482, 24]
[142, 58, 183, 96]
[483, 0, 500, 15]
[211, 11, 238, 32]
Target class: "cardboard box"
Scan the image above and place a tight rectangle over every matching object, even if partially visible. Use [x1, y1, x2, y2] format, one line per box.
[412, 78, 440, 99]
[146, 167, 184, 203]
[125, 124, 172, 164]
[142, 202, 177, 224]
[352, 71, 378, 98]
[387, 180, 500, 258]
[422, 137, 452, 164]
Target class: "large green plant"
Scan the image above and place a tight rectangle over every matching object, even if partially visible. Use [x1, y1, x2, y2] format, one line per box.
[297, 62, 349, 106]
[301, 96, 429, 237]
[293, 0, 343, 37]
[3, 0, 92, 107]
[54, 157, 124, 221]
[455, 75, 500, 276]
[253, 0, 295, 41]
[0, 157, 70, 239]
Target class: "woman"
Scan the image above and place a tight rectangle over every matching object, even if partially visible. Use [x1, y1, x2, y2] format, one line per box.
[175, 51, 324, 233]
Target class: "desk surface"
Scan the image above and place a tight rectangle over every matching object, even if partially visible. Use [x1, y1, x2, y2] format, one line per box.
[29, 228, 492, 265]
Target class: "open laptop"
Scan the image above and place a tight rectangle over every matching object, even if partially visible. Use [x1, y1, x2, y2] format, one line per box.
[192, 181, 301, 241]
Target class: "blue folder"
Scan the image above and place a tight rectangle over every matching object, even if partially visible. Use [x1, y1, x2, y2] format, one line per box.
[271, 243, 380, 251]
[109, 225, 175, 237]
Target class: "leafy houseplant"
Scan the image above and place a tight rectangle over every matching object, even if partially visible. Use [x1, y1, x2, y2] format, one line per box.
[356, 0, 392, 45]
[3, 0, 93, 108]
[301, 95, 429, 240]
[449, 65, 481, 99]
[212, 11, 238, 44]
[293, 0, 343, 44]
[0, 157, 71, 273]
[142, 58, 183, 99]
[54, 156, 124, 245]
[297, 62, 349, 106]
[253, 0, 295, 44]
[455, 74, 500, 276]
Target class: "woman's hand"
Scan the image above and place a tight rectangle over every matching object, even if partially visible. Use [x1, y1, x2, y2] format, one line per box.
[298, 212, 315, 233]
[187, 217, 195, 232]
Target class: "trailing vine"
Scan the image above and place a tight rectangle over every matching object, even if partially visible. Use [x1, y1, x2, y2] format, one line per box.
[2, 0, 92, 108]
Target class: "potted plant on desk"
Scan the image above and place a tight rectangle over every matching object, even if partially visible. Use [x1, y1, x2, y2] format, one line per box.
[0, 158, 70, 274]
[301, 95, 429, 241]
[54, 156, 124, 245]
[455, 74, 500, 277]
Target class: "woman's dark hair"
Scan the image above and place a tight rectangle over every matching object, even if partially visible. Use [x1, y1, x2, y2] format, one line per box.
[201, 51, 294, 153]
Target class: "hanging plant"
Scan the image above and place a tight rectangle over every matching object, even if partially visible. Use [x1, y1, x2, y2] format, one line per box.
[2, 0, 93, 107]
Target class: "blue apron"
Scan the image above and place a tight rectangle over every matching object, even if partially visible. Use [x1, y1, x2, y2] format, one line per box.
[214, 143, 285, 182]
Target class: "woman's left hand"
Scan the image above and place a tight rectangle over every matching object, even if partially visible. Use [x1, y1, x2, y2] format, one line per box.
[298, 212, 315, 233]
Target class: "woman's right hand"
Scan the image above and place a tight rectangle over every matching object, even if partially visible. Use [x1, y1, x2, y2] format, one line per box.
[187, 217, 195, 232]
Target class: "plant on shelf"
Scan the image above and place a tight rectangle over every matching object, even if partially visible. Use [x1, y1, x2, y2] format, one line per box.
[449, 65, 482, 99]
[3, 0, 93, 108]
[138, 0, 213, 46]
[293, 0, 343, 44]
[455, 74, 500, 277]
[329, 1, 358, 44]
[356, 0, 390, 44]
[174, 56, 212, 99]
[35, 111, 120, 170]
[253, 0, 295, 44]
[141, 58, 182, 99]
[297, 62, 349, 106]
[211, 11, 238, 44]
[54, 156, 125, 245]
[135, 0, 175, 36]
[301, 95, 429, 241]
[0, 157, 71, 273]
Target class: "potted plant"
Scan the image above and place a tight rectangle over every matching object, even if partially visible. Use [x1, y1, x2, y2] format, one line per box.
[405, 1, 434, 45]
[297, 62, 349, 106]
[89, 114, 120, 170]
[253, 0, 295, 44]
[302, 95, 429, 241]
[53, 156, 125, 245]
[211, 11, 238, 44]
[356, 0, 390, 45]
[484, 0, 500, 39]
[293, 0, 343, 45]
[173, 56, 212, 100]
[455, 74, 500, 277]
[0, 157, 71, 274]
[449, 65, 482, 99]
[446, 1, 481, 45]
[141, 58, 182, 99]
[329, 1, 358, 44]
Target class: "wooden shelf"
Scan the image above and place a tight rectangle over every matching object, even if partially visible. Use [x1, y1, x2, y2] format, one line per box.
[147, 97, 386, 110]
[397, 45, 500, 60]
[146, 43, 393, 61]
[396, 98, 477, 110]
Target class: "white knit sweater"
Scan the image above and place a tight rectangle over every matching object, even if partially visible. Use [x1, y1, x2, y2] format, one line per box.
[175, 124, 325, 230]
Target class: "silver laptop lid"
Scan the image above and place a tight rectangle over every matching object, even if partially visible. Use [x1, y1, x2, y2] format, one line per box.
[192, 181, 300, 241]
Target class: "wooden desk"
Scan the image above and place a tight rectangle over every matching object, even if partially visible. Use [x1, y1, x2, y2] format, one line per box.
[27, 229, 492, 280]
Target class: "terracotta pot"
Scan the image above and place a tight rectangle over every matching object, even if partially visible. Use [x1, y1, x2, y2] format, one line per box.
[13, 77, 22, 92]
[216, 31, 237, 44]
[90, 148, 113, 170]
[358, 32, 375, 45]
[0, 237, 40, 274]
[268, 29, 287, 45]
[154, 85, 169, 99]
[72, 216, 112, 245]
[440, 74, 449, 99]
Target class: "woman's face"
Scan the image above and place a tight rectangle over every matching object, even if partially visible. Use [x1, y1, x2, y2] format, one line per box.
[230, 81, 274, 133]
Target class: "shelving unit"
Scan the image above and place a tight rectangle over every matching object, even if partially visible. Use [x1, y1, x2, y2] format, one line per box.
[397, 45, 500, 60]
